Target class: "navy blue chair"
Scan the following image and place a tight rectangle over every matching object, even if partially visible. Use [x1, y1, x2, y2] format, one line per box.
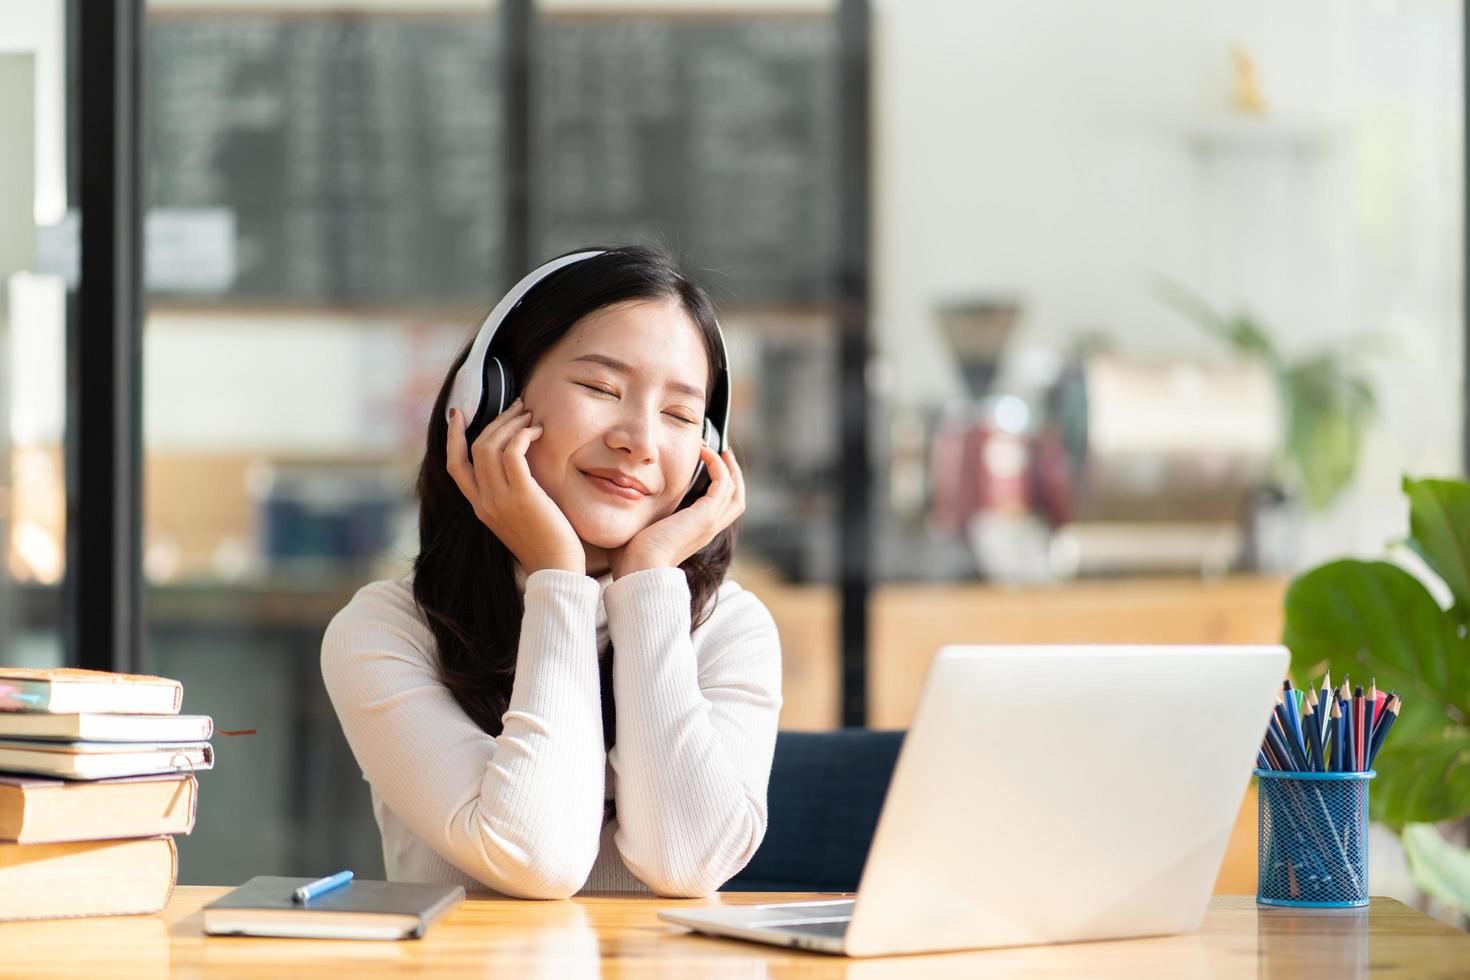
[725, 729, 905, 892]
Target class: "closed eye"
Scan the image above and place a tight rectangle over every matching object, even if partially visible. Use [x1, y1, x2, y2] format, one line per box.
[580, 382, 697, 425]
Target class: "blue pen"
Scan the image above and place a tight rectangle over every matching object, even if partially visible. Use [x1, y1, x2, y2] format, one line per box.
[293, 870, 353, 904]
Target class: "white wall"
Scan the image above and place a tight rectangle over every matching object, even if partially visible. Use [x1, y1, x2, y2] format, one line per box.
[0, 1, 65, 225]
[872, 0, 1463, 566]
[12, 0, 1460, 569]
[144, 312, 470, 457]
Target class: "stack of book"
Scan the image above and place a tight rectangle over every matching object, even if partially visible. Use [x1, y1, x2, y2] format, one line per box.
[0, 668, 214, 920]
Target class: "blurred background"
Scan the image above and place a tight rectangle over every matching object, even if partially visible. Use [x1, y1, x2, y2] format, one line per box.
[1, 0, 1463, 914]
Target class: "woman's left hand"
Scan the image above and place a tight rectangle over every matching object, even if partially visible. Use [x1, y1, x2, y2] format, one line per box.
[608, 445, 745, 579]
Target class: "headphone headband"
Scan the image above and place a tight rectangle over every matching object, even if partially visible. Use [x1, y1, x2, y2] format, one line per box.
[445, 250, 606, 425]
[444, 250, 730, 460]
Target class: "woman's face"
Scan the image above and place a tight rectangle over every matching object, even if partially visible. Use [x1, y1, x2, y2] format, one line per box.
[519, 296, 711, 554]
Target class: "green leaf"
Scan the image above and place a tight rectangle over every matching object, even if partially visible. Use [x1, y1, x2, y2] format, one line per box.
[1279, 359, 1375, 510]
[1370, 729, 1470, 824]
[1403, 477, 1470, 623]
[1283, 559, 1470, 729]
[1402, 823, 1470, 916]
[1151, 277, 1279, 362]
[1223, 315, 1277, 360]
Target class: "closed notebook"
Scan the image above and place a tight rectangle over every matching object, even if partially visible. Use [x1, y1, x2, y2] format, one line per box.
[0, 739, 213, 780]
[204, 876, 465, 940]
[0, 669, 183, 716]
[0, 836, 176, 921]
[0, 713, 213, 743]
[0, 773, 198, 843]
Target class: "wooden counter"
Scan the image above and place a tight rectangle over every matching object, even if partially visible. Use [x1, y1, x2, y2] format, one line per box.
[0, 887, 1462, 978]
[756, 573, 1289, 897]
[757, 574, 1289, 730]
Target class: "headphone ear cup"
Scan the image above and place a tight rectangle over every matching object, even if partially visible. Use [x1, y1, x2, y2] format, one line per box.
[679, 422, 723, 511]
[465, 357, 516, 453]
[482, 356, 516, 418]
[679, 462, 710, 511]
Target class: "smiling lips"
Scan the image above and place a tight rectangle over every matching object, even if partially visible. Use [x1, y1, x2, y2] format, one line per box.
[581, 468, 651, 501]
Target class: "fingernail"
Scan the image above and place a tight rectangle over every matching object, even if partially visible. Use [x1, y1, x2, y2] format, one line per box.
[448, 408, 457, 419]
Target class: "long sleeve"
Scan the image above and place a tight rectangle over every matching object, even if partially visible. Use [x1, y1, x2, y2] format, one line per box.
[320, 570, 607, 899]
[603, 568, 783, 897]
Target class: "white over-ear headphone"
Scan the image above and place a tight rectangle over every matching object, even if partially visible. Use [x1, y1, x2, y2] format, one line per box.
[445, 249, 731, 507]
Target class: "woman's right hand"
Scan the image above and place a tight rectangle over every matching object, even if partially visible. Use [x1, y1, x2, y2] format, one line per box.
[446, 399, 586, 576]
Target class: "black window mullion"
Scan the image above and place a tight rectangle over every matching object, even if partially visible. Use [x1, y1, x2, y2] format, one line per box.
[68, 0, 145, 674]
[837, 0, 872, 728]
[504, 0, 532, 281]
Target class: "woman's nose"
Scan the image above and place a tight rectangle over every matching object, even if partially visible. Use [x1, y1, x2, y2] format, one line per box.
[606, 404, 658, 460]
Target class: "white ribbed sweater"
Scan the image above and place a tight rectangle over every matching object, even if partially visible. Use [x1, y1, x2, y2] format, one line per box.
[320, 566, 782, 899]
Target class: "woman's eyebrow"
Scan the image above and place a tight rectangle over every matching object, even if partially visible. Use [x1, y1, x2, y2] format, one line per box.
[570, 353, 706, 401]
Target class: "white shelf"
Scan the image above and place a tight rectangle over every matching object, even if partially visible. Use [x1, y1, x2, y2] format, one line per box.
[1178, 115, 1343, 154]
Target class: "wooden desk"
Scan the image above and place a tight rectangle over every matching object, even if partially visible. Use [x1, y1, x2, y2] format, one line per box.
[1, 887, 1465, 978]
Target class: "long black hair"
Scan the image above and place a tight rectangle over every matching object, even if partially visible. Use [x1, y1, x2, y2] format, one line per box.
[413, 244, 736, 747]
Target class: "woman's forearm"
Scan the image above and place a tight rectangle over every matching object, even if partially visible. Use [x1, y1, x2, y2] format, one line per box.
[322, 571, 608, 898]
[603, 569, 782, 897]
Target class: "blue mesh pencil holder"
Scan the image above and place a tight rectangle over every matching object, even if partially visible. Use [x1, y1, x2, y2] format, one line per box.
[1255, 769, 1374, 908]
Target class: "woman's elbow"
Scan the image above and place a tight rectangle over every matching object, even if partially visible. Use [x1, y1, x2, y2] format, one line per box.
[468, 813, 600, 899]
[476, 846, 596, 899]
[628, 814, 766, 898]
[631, 855, 726, 898]
[494, 866, 588, 900]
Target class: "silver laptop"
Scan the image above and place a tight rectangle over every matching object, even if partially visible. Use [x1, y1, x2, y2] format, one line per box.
[659, 644, 1286, 957]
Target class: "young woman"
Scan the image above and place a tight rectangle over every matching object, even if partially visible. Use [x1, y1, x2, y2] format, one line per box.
[321, 245, 782, 899]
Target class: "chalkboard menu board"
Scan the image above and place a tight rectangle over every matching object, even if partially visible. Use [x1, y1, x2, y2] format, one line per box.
[536, 16, 839, 305]
[146, 12, 839, 307]
[147, 15, 505, 304]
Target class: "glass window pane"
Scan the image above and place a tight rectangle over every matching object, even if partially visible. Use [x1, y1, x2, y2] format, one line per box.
[2, 0, 68, 670]
[535, 2, 846, 730]
[143, 0, 503, 886]
[870, 0, 1463, 726]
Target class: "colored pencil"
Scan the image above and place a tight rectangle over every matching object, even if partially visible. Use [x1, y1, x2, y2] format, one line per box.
[1264, 719, 1298, 773]
[1330, 699, 1346, 773]
[1283, 681, 1307, 762]
[1366, 694, 1401, 769]
[1353, 685, 1366, 772]
[1274, 693, 1309, 771]
[1319, 671, 1333, 743]
[1368, 680, 1387, 743]
[1303, 701, 1325, 772]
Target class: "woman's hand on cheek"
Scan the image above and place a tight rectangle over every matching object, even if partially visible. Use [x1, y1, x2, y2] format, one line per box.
[446, 400, 587, 576]
[608, 445, 745, 580]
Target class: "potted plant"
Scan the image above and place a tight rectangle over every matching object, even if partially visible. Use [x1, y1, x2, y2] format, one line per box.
[1155, 280, 1377, 511]
[1282, 476, 1470, 920]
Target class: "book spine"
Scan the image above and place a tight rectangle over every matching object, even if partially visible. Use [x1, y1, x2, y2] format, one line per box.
[0, 683, 52, 713]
